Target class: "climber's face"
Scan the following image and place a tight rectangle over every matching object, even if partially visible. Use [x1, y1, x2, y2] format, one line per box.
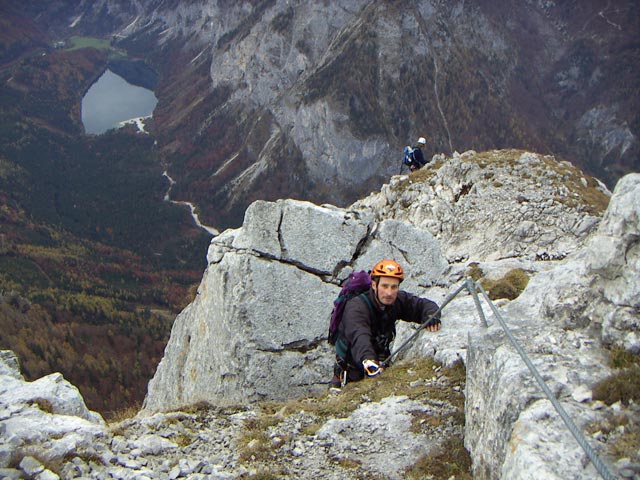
[373, 277, 400, 306]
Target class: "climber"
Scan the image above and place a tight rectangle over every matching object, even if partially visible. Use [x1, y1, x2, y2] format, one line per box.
[402, 137, 430, 172]
[330, 259, 441, 390]
[411, 137, 429, 170]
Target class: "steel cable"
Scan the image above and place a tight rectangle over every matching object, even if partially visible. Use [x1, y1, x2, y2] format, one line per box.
[383, 277, 616, 479]
[472, 280, 617, 480]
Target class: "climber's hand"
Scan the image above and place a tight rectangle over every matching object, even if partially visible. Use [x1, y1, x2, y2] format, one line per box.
[424, 317, 441, 332]
[363, 359, 382, 377]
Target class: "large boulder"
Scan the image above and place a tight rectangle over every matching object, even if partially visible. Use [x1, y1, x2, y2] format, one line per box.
[143, 199, 447, 413]
[585, 173, 640, 352]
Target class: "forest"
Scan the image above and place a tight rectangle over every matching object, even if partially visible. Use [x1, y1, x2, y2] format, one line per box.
[0, 35, 210, 417]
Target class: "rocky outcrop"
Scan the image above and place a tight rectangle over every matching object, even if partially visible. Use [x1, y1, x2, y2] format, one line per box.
[0, 349, 466, 479]
[353, 150, 609, 262]
[0, 351, 105, 478]
[142, 199, 449, 413]
[464, 173, 640, 480]
[584, 174, 640, 353]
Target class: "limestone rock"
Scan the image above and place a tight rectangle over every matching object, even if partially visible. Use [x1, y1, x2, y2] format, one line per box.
[6, 372, 103, 423]
[398, 294, 488, 368]
[143, 198, 448, 412]
[465, 325, 608, 480]
[0, 350, 106, 470]
[0, 351, 21, 380]
[0, 352, 104, 425]
[143, 250, 338, 412]
[316, 396, 440, 480]
[231, 199, 374, 275]
[463, 173, 639, 480]
[353, 150, 609, 262]
[588, 173, 640, 352]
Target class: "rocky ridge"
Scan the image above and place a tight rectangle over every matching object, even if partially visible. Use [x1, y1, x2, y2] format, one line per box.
[1, 150, 639, 479]
[353, 149, 609, 262]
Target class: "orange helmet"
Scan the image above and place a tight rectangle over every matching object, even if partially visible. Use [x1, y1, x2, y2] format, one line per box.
[371, 259, 405, 281]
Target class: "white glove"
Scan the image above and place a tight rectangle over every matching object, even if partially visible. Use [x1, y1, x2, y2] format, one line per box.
[362, 359, 382, 377]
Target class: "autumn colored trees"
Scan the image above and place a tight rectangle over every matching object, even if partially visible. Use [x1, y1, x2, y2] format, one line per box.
[0, 40, 209, 418]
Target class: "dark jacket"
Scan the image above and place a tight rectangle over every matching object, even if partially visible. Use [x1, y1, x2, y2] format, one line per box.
[412, 146, 427, 168]
[336, 289, 440, 366]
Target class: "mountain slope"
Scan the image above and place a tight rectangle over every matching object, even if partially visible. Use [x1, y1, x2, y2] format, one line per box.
[82, 0, 638, 230]
[0, 8, 211, 415]
[11, 0, 637, 231]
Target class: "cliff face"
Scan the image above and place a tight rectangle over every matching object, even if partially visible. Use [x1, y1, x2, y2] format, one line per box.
[143, 149, 610, 412]
[142, 200, 448, 411]
[20, 0, 639, 230]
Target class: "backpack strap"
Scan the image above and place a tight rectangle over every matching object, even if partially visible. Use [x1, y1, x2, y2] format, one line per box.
[335, 337, 349, 360]
[359, 292, 375, 313]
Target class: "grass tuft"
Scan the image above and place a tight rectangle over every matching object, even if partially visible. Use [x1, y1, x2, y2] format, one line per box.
[608, 346, 640, 369]
[238, 417, 279, 463]
[593, 365, 640, 406]
[181, 400, 217, 415]
[238, 473, 282, 480]
[466, 263, 483, 282]
[267, 357, 458, 422]
[404, 436, 473, 480]
[29, 397, 54, 414]
[588, 403, 640, 465]
[592, 347, 640, 406]
[172, 432, 193, 448]
[106, 402, 140, 423]
[332, 457, 362, 469]
[612, 429, 640, 462]
[481, 268, 529, 300]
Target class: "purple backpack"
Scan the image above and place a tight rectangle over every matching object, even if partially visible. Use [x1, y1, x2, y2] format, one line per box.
[328, 270, 372, 345]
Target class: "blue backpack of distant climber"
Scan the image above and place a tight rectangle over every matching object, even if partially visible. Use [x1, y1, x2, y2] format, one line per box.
[403, 146, 415, 166]
[328, 271, 372, 345]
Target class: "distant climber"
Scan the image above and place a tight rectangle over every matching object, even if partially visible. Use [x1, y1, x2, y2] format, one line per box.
[330, 259, 441, 390]
[413, 137, 428, 168]
[402, 137, 429, 172]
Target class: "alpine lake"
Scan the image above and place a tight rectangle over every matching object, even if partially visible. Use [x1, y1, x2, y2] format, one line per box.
[81, 68, 158, 135]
